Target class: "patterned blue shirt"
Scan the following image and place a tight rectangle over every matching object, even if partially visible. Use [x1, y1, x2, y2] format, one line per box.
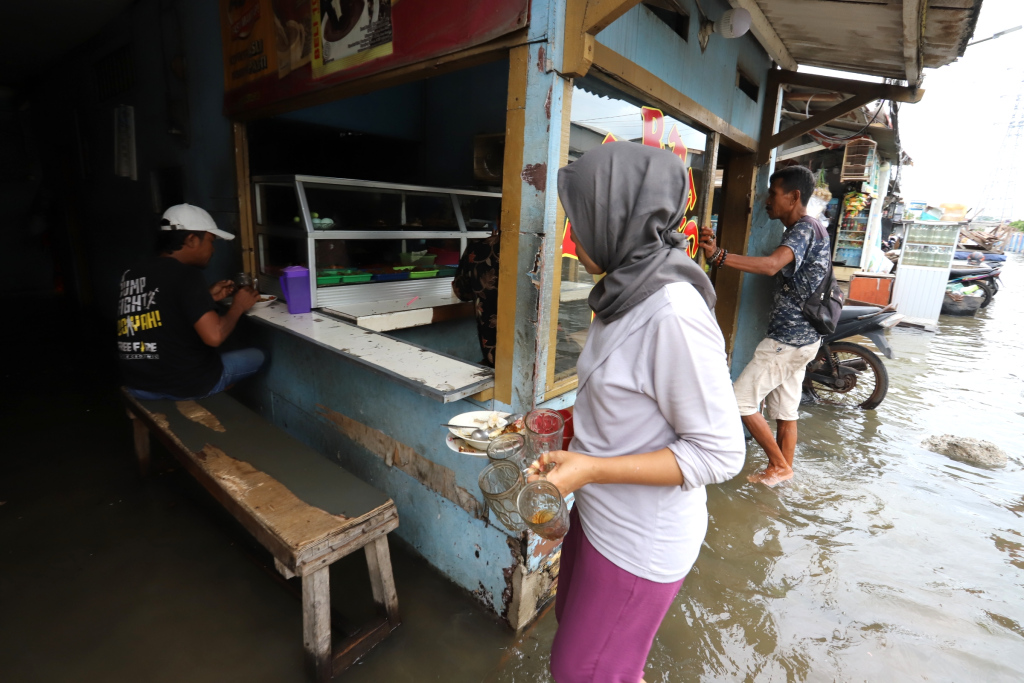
[765, 216, 831, 347]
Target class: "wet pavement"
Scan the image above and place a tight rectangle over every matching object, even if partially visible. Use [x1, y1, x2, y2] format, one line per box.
[2, 259, 1022, 682]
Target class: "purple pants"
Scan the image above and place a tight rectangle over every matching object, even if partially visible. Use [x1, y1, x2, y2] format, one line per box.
[550, 509, 684, 683]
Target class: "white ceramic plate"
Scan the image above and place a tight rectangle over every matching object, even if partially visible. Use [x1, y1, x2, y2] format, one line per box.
[446, 411, 510, 451]
[445, 432, 487, 457]
[251, 295, 277, 309]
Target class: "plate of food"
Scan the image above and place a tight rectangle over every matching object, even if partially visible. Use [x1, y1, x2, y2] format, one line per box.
[251, 294, 277, 309]
[445, 411, 521, 451]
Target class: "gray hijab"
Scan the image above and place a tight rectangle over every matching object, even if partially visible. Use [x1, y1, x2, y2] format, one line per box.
[557, 142, 716, 323]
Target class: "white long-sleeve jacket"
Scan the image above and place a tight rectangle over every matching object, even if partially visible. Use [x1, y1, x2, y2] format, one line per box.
[571, 282, 746, 582]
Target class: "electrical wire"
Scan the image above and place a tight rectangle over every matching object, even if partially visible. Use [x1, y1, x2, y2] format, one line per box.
[805, 93, 886, 143]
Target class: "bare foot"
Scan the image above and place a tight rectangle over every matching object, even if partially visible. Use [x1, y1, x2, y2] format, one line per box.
[747, 466, 793, 487]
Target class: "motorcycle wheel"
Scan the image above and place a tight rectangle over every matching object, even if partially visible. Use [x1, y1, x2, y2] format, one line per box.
[976, 280, 995, 308]
[806, 341, 889, 410]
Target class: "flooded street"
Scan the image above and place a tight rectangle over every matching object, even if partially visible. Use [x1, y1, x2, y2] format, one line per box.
[491, 256, 1024, 682]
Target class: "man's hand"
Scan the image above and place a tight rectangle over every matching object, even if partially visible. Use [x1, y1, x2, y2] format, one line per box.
[209, 280, 236, 302]
[231, 286, 259, 312]
[699, 226, 718, 259]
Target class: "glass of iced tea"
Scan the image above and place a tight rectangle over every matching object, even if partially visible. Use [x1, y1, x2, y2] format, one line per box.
[524, 409, 565, 461]
[517, 477, 569, 540]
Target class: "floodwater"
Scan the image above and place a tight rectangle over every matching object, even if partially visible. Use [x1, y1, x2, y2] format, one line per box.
[490, 256, 1024, 682]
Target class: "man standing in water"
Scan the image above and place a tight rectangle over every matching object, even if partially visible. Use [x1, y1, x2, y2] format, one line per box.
[699, 166, 830, 486]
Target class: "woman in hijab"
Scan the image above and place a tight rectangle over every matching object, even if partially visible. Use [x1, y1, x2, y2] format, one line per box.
[532, 142, 745, 683]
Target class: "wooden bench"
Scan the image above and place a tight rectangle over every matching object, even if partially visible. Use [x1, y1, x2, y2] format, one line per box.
[123, 389, 400, 681]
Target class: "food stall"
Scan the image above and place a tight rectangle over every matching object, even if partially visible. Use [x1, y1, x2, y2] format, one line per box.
[217, 0, 775, 629]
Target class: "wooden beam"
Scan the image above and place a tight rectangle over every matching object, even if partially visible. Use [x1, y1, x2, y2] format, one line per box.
[697, 131, 720, 230]
[590, 43, 757, 151]
[714, 153, 757, 354]
[773, 70, 925, 104]
[762, 91, 876, 156]
[233, 122, 255, 277]
[232, 29, 529, 121]
[583, 0, 644, 34]
[756, 69, 782, 165]
[545, 81, 574, 393]
[494, 45, 529, 405]
[903, 0, 925, 87]
[725, 0, 798, 71]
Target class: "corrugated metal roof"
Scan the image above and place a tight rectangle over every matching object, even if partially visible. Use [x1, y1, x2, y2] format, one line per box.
[748, 0, 982, 83]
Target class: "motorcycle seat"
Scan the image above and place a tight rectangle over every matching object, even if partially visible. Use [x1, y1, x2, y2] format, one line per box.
[839, 306, 881, 321]
[949, 268, 994, 278]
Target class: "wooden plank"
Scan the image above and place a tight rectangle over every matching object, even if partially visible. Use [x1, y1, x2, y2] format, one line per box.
[123, 393, 396, 571]
[302, 567, 332, 683]
[583, 0, 644, 34]
[233, 122, 255, 276]
[590, 43, 757, 152]
[714, 153, 757, 354]
[364, 536, 401, 627]
[903, 0, 925, 87]
[296, 511, 399, 575]
[495, 44, 529, 405]
[562, 0, 594, 78]
[697, 131, 720, 234]
[233, 29, 530, 122]
[725, 0, 798, 71]
[331, 616, 393, 675]
[772, 70, 925, 103]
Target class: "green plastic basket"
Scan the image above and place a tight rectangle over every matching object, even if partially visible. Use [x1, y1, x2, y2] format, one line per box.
[409, 269, 439, 279]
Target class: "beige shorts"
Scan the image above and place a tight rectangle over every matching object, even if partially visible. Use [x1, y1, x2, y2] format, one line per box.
[734, 337, 821, 421]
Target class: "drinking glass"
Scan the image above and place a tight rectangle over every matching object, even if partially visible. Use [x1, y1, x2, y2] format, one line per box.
[487, 434, 526, 468]
[524, 409, 565, 461]
[517, 477, 570, 540]
[478, 461, 525, 532]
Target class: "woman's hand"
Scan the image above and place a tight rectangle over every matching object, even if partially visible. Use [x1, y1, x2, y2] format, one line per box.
[209, 280, 236, 301]
[526, 450, 601, 498]
[699, 226, 718, 260]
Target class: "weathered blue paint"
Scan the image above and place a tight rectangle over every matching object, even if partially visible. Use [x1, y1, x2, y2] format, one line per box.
[595, 0, 770, 142]
[237, 320, 522, 615]
[730, 163, 782, 381]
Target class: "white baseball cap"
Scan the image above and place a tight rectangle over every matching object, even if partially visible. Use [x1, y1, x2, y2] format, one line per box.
[160, 204, 236, 240]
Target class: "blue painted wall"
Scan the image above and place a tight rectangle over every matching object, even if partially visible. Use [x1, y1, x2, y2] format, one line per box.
[596, 0, 769, 142]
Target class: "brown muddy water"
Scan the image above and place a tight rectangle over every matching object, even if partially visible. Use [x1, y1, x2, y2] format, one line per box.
[487, 256, 1024, 682]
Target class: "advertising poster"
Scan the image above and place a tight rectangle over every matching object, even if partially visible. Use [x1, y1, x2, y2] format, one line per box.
[310, 0, 394, 79]
[274, 0, 313, 78]
[221, 0, 279, 90]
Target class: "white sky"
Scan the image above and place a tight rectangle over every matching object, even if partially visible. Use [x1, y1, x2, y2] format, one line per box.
[570, 87, 708, 151]
[896, 0, 1024, 218]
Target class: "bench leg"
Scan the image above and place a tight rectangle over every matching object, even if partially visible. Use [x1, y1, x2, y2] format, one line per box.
[364, 536, 400, 627]
[302, 566, 332, 683]
[130, 413, 151, 477]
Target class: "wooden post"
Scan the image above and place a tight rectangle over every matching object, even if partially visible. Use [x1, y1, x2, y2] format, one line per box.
[302, 567, 332, 683]
[364, 536, 400, 627]
[130, 413, 151, 477]
[233, 122, 256, 276]
[714, 153, 758, 354]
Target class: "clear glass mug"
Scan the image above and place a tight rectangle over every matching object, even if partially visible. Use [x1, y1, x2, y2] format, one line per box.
[487, 433, 526, 468]
[517, 474, 570, 540]
[478, 460, 525, 532]
[235, 272, 258, 291]
[524, 409, 565, 461]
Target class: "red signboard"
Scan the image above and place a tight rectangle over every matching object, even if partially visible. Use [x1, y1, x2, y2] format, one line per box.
[221, 0, 529, 117]
[562, 107, 702, 261]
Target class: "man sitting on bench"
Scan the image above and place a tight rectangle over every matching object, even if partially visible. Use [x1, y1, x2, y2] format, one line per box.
[118, 203, 264, 401]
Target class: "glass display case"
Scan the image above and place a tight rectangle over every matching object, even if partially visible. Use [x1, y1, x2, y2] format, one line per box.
[252, 175, 501, 309]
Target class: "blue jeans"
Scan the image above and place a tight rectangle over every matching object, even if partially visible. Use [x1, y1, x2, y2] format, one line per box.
[127, 348, 266, 401]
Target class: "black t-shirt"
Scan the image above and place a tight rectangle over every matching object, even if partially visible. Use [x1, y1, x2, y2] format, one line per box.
[117, 257, 222, 397]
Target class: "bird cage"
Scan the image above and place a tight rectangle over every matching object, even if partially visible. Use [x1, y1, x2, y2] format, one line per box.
[840, 138, 878, 182]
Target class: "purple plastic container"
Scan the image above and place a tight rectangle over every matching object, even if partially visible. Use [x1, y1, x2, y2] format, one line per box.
[279, 266, 312, 314]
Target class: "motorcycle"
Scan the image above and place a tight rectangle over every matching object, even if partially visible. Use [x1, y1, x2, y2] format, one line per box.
[948, 266, 1001, 308]
[802, 304, 904, 410]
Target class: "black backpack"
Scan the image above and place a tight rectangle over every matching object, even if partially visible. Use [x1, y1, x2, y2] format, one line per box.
[799, 217, 844, 335]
